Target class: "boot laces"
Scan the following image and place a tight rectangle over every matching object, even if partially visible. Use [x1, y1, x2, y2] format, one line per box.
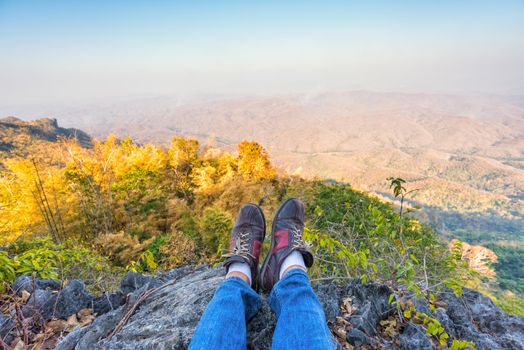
[289, 226, 311, 251]
[223, 231, 255, 260]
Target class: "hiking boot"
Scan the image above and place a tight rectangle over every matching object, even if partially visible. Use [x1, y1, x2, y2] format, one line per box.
[223, 203, 266, 291]
[260, 198, 314, 292]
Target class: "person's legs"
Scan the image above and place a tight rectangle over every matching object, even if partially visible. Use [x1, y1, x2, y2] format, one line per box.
[269, 268, 335, 350]
[190, 203, 267, 349]
[189, 276, 261, 350]
[260, 198, 334, 349]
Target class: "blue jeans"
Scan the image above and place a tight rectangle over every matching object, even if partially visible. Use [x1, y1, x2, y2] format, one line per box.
[189, 269, 334, 349]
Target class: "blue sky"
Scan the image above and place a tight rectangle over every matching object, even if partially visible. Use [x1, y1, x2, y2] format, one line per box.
[1, 0, 523, 105]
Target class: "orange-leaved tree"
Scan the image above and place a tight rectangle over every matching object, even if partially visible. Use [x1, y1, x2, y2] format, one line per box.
[237, 141, 275, 181]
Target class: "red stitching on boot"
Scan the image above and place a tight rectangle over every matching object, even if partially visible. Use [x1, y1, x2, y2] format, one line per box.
[252, 240, 262, 260]
[272, 229, 289, 253]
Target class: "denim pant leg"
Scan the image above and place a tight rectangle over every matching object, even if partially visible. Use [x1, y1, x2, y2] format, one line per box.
[268, 269, 335, 350]
[189, 277, 261, 350]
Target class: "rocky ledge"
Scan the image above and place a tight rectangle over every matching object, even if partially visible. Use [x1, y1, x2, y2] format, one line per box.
[1, 265, 523, 349]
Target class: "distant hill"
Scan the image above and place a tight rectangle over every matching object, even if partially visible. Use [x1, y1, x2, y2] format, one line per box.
[34, 92, 523, 212]
[2, 91, 523, 295]
[0, 117, 92, 158]
[37, 92, 522, 218]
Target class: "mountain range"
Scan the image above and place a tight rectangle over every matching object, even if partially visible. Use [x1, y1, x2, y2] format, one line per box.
[3, 91, 523, 294]
[36, 91, 523, 216]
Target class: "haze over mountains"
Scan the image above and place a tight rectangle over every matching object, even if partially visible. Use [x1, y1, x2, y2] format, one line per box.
[3, 92, 523, 215]
[2, 90, 524, 293]
[11, 91, 522, 213]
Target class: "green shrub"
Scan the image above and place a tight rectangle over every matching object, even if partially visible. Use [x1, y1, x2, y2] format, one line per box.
[127, 250, 158, 273]
[199, 207, 233, 256]
[2, 237, 121, 294]
[304, 182, 473, 298]
[0, 251, 17, 292]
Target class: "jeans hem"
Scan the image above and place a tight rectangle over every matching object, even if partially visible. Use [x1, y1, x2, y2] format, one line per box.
[224, 275, 251, 288]
[269, 268, 308, 299]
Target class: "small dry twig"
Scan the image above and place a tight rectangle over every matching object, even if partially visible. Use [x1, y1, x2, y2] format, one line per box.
[107, 270, 194, 340]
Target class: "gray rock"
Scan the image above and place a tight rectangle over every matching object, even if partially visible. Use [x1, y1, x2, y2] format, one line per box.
[3, 265, 521, 350]
[413, 297, 433, 317]
[440, 287, 524, 349]
[400, 322, 432, 350]
[120, 272, 162, 295]
[54, 325, 87, 350]
[59, 266, 343, 350]
[53, 280, 95, 319]
[313, 281, 342, 321]
[159, 265, 199, 282]
[435, 307, 457, 341]
[0, 316, 7, 328]
[384, 346, 400, 350]
[0, 316, 15, 346]
[346, 328, 375, 347]
[473, 333, 504, 350]
[75, 309, 126, 350]
[0, 315, 12, 335]
[498, 333, 524, 350]
[384, 344, 400, 350]
[347, 302, 376, 335]
[96, 266, 225, 350]
[440, 288, 471, 327]
[92, 291, 126, 315]
[22, 279, 94, 320]
[246, 301, 275, 350]
[345, 280, 394, 335]
[11, 275, 61, 295]
[23, 288, 55, 318]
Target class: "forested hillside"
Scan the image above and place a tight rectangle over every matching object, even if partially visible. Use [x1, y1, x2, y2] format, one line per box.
[27, 92, 522, 294]
[0, 117, 522, 324]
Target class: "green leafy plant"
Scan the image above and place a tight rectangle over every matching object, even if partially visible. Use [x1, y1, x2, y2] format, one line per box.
[14, 247, 60, 279]
[304, 227, 377, 283]
[1, 237, 121, 293]
[126, 250, 158, 273]
[199, 207, 233, 256]
[0, 251, 17, 292]
[386, 291, 476, 348]
[451, 339, 477, 350]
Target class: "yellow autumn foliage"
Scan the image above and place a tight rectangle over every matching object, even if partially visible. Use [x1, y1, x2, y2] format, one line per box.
[0, 135, 274, 247]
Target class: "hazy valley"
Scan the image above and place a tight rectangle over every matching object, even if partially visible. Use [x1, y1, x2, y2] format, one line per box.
[38, 92, 524, 212]
[3, 91, 524, 294]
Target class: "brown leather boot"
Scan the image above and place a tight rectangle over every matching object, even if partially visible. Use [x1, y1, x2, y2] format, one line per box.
[223, 203, 266, 291]
[260, 198, 314, 292]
